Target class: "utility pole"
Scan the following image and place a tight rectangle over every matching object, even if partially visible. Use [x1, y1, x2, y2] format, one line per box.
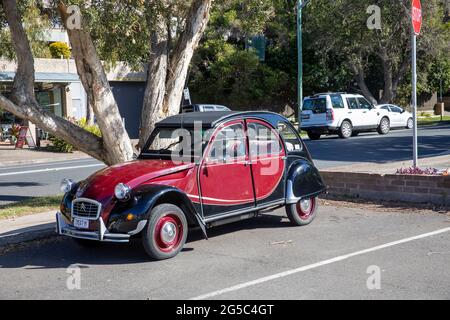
[297, 0, 310, 132]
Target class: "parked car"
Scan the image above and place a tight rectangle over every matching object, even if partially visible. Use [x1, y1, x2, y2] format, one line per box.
[300, 93, 391, 140]
[181, 104, 231, 113]
[374, 104, 413, 129]
[56, 111, 326, 260]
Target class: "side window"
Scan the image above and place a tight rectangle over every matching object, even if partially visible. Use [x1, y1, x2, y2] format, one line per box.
[248, 122, 282, 157]
[381, 106, 390, 111]
[357, 97, 372, 109]
[391, 106, 402, 113]
[208, 123, 246, 162]
[346, 97, 359, 110]
[203, 106, 215, 111]
[330, 95, 345, 108]
[277, 122, 303, 153]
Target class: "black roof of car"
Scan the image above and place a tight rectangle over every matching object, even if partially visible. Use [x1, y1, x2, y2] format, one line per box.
[156, 111, 289, 128]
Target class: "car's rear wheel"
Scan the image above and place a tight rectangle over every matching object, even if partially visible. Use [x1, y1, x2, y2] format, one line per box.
[286, 197, 318, 226]
[406, 117, 413, 129]
[307, 131, 321, 140]
[377, 117, 390, 135]
[338, 120, 352, 139]
[142, 204, 188, 260]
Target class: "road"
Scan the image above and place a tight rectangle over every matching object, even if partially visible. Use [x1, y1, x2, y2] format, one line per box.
[0, 202, 449, 299]
[0, 124, 449, 205]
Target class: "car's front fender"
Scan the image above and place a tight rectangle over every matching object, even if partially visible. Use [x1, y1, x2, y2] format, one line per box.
[107, 185, 207, 239]
[286, 159, 327, 204]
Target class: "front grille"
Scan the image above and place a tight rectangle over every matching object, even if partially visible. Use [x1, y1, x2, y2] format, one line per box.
[72, 198, 101, 220]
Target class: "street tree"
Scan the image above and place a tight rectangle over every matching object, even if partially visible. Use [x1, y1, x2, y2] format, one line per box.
[304, 0, 449, 104]
[0, 0, 213, 164]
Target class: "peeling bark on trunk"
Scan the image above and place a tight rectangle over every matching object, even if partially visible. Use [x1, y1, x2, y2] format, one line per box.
[0, 0, 106, 162]
[138, 0, 212, 150]
[58, 2, 134, 165]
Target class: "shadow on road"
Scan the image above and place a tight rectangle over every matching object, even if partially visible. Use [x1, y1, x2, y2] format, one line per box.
[0, 214, 291, 269]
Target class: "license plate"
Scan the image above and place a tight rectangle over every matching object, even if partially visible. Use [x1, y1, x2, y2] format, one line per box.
[301, 114, 310, 120]
[73, 218, 89, 229]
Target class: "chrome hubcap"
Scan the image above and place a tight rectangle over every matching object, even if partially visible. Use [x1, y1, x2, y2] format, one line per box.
[300, 199, 312, 213]
[160, 222, 177, 244]
[382, 120, 389, 132]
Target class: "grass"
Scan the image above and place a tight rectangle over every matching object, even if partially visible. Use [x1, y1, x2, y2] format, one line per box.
[0, 195, 62, 220]
[418, 115, 450, 126]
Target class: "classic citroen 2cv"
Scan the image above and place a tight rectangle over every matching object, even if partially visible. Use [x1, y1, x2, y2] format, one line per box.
[56, 112, 326, 260]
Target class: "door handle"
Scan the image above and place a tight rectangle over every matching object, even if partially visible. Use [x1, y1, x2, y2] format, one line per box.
[244, 160, 253, 167]
[348, 112, 353, 114]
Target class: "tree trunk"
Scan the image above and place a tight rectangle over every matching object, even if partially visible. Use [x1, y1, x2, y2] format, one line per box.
[58, 2, 134, 165]
[0, 0, 106, 162]
[138, 0, 212, 150]
[350, 62, 378, 104]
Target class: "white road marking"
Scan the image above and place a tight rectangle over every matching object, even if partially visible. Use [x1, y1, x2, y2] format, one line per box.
[0, 158, 98, 171]
[0, 164, 104, 177]
[190, 226, 450, 300]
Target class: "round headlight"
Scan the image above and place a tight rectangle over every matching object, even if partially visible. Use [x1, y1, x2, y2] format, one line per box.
[114, 183, 131, 200]
[60, 178, 75, 193]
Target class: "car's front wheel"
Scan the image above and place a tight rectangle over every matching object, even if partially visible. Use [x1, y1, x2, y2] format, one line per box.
[406, 117, 413, 129]
[338, 120, 352, 139]
[377, 117, 390, 135]
[142, 204, 188, 260]
[307, 131, 321, 140]
[286, 197, 318, 226]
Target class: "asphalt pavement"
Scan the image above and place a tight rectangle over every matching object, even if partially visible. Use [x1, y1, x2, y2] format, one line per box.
[0, 203, 448, 299]
[0, 124, 449, 205]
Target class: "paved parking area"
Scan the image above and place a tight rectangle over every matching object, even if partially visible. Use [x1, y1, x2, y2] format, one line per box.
[0, 202, 449, 300]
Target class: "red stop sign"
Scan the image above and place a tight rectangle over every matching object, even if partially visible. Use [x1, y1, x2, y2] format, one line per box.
[412, 0, 422, 35]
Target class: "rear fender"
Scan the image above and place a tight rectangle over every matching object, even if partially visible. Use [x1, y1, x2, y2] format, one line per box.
[286, 159, 327, 204]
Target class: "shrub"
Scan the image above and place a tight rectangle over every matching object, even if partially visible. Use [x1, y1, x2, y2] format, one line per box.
[49, 42, 71, 59]
[49, 118, 101, 153]
[396, 167, 440, 175]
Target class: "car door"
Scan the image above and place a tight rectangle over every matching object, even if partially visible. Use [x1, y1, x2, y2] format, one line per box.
[199, 120, 255, 217]
[357, 97, 378, 127]
[389, 105, 404, 127]
[345, 97, 364, 128]
[247, 120, 286, 206]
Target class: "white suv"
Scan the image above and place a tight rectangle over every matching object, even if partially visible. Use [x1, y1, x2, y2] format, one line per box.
[300, 93, 391, 140]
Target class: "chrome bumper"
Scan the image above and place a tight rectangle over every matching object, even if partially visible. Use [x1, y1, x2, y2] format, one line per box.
[56, 212, 130, 243]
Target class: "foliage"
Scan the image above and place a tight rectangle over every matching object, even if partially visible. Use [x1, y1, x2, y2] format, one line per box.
[49, 117, 101, 153]
[396, 167, 440, 175]
[0, 0, 52, 59]
[49, 41, 71, 59]
[428, 56, 450, 95]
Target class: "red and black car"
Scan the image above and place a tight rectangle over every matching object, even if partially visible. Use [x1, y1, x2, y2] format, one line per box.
[56, 112, 326, 260]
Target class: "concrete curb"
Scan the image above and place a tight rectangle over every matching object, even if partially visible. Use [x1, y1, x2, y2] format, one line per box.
[0, 223, 56, 248]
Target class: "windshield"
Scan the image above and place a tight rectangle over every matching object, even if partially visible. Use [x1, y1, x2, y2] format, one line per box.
[140, 127, 207, 162]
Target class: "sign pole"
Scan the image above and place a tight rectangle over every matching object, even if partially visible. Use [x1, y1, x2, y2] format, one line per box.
[412, 32, 418, 167]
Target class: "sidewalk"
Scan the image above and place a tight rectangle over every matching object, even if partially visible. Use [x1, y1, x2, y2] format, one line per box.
[0, 143, 91, 166]
[0, 211, 55, 247]
[324, 154, 450, 174]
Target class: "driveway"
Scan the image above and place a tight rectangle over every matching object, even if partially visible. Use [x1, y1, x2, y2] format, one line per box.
[0, 201, 449, 299]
